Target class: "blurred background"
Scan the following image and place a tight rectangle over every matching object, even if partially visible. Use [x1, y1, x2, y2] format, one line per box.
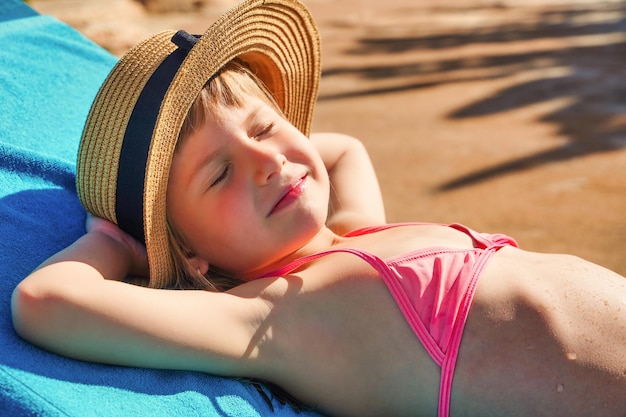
[30, 0, 626, 275]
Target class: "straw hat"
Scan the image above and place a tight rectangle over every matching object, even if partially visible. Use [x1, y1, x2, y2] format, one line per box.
[76, 0, 321, 288]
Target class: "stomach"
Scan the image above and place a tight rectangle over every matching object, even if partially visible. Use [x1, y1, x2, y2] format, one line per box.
[454, 246, 626, 416]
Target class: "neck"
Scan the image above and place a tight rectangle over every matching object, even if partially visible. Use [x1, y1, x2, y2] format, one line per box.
[293, 225, 344, 257]
[239, 226, 344, 281]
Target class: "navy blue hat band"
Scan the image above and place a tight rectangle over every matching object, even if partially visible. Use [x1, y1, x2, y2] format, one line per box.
[115, 31, 199, 243]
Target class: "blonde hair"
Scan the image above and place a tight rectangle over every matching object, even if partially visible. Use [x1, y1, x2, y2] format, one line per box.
[165, 59, 283, 291]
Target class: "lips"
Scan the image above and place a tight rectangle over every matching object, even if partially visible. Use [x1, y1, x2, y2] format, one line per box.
[270, 175, 307, 215]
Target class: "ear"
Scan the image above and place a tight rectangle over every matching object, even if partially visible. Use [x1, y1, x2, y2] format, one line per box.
[187, 255, 210, 276]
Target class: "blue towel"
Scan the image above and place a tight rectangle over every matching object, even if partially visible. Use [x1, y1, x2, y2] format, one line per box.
[0, 2, 323, 416]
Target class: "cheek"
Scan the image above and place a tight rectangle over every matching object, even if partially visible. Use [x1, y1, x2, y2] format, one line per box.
[188, 199, 253, 257]
[310, 156, 330, 199]
[304, 143, 328, 183]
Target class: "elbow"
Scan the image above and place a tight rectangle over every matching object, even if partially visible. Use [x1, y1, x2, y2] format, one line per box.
[11, 279, 42, 342]
[11, 278, 60, 345]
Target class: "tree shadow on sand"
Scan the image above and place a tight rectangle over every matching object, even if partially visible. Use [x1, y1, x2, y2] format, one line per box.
[320, 1, 626, 190]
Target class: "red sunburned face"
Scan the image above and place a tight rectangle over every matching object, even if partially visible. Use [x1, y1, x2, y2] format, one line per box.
[166, 96, 330, 280]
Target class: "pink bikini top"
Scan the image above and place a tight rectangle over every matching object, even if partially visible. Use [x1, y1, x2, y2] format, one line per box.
[261, 222, 518, 417]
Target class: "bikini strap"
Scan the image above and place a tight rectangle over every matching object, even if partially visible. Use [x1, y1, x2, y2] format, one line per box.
[259, 247, 391, 279]
[343, 222, 434, 237]
[448, 223, 518, 249]
[264, 223, 436, 278]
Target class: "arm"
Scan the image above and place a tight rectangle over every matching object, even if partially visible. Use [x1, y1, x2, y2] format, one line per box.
[11, 218, 267, 377]
[311, 132, 386, 234]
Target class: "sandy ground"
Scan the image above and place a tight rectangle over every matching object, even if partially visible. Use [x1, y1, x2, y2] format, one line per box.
[31, 0, 626, 275]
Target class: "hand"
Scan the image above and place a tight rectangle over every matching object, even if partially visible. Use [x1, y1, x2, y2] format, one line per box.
[85, 214, 149, 278]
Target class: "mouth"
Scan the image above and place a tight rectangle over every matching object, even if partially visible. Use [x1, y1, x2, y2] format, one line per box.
[269, 175, 307, 216]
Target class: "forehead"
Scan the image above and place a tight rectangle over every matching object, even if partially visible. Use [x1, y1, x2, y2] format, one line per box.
[205, 96, 281, 136]
[178, 70, 282, 146]
[207, 65, 282, 114]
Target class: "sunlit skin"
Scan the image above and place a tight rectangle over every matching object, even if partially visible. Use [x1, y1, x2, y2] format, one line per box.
[166, 97, 334, 280]
[11, 94, 626, 416]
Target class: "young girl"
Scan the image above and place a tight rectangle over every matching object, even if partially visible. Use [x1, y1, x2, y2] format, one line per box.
[11, 1, 626, 416]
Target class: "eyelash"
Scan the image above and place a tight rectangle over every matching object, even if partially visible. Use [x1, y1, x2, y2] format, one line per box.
[211, 163, 231, 187]
[254, 122, 274, 139]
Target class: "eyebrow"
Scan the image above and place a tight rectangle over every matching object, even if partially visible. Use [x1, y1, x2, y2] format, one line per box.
[244, 105, 265, 131]
[190, 145, 223, 192]
[185, 134, 221, 192]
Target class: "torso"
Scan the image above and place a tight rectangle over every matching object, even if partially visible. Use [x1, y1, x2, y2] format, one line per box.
[239, 223, 626, 417]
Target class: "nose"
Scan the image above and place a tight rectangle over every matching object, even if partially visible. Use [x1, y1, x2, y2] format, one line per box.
[245, 141, 286, 184]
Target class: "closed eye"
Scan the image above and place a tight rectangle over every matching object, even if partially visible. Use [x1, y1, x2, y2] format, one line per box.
[210, 163, 231, 187]
[253, 122, 275, 140]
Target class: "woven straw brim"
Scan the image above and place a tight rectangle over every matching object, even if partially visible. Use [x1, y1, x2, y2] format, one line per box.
[76, 0, 321, 288]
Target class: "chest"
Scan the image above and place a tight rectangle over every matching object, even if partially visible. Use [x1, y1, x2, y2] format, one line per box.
[267, 258, 442, 415]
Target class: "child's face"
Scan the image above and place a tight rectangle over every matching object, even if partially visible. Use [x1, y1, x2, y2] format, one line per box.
[167, 96, 329, 279]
